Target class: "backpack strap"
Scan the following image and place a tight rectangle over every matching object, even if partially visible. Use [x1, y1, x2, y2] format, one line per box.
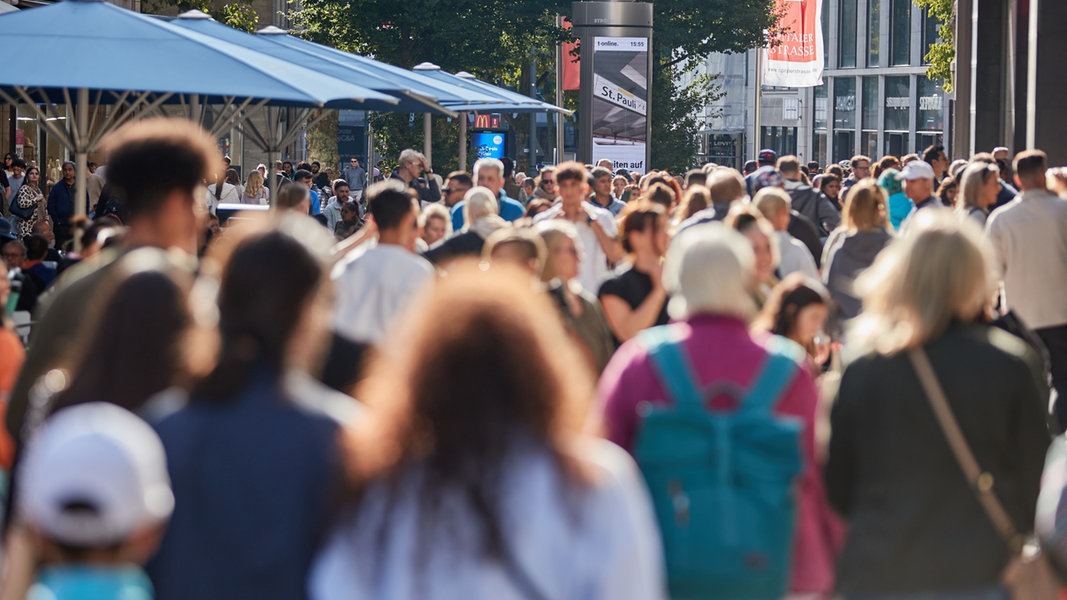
[639, 326, 703, 408]
[742, 335, 803, 414]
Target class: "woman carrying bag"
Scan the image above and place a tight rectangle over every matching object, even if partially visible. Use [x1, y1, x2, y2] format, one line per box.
[10, 166, 49, 240]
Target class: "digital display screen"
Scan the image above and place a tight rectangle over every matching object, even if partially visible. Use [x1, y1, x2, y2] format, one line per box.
[471, 131, 507, 160]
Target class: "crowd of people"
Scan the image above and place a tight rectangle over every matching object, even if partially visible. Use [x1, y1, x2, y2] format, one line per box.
[1, 115, 1067, 600]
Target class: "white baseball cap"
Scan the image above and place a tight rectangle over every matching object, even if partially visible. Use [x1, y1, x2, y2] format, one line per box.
[900, 160, 936, 181]
[17, 403, 174, 546]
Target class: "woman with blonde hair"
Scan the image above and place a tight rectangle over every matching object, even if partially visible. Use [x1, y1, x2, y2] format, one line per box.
[243, 169, 269, 205]
[826, 210, 1049, 599]
[822, 179, 893, 322]
[310, 263, 663, 598]
[956, 161, 1001, 226]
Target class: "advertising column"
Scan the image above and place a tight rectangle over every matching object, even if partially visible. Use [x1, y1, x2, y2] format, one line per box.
[573, 2, 653, 172]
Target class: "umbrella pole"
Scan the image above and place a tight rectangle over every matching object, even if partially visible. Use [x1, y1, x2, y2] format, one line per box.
[423, 113, 432, 166]
[75, 88, 89, 235]
[458, 112, 467, 173]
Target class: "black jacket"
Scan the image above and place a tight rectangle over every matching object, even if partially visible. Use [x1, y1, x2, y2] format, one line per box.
[826, 323, 1051, 595]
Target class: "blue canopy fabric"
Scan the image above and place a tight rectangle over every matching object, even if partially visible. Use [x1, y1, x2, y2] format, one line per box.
[0, 0, 397, 109]
[412, 64, 572, 115]
[255, 29, 503, 111]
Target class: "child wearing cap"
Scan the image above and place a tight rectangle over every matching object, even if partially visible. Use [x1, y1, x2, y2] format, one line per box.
[16, 402, 174, 599]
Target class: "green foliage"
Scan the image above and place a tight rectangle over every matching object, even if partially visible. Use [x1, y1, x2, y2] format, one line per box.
[143, 0, 258, 32]
[650, 63, 722, 172]
[914, 0, 954, 92]
[656, 0, 783, 69]
[306, 110, 339, 174]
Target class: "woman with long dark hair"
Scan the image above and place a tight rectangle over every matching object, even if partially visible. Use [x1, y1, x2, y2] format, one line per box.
[598, 203, 670, 342]
[12, 166, 48, 240]
[147, 221, 343, 600]
[310, 263, 663, 599]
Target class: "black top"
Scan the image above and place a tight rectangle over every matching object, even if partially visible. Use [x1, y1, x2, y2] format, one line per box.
[422, 231, 484, 266]
[826, 323, 1050, 596]
[597, 265, 669, 330]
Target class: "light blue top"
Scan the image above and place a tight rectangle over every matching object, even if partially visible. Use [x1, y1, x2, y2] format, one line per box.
[451, 191, 525, 230]
[29, 565, 153, 600]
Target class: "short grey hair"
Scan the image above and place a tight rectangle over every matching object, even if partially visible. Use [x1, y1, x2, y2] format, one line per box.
[664, 222, 756, 321]
[398, 149, 424, 166]
[473, 158, 504, 181]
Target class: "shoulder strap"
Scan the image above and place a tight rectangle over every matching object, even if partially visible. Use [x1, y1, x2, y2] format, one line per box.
[742, 335, 802, 413]
[639, 326, 703, 408]
[908, 348, 1022, 549]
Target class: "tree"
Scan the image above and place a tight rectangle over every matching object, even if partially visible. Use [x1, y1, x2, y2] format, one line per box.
[913, 0, 953, 92]
[144, 0, 259, 32]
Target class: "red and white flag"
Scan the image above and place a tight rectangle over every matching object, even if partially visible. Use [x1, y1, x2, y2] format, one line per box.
[762, 0, 824, 88]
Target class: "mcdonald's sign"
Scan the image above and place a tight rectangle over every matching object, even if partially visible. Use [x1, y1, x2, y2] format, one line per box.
[471, 113, 501, 130]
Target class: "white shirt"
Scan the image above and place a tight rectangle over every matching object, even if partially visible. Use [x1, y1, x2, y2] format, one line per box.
[331, 243, 434, 345]
[204, 183, 240, 213]
[534, 202, 618, 293]
[986, 189, 1067, 329]
[774, 230, 819, 280]
[309, 438, 665, 600]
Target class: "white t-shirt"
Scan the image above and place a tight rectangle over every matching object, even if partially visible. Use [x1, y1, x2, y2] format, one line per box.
[204, 183, 240, 213]
[331, 243, 434, 345]
[309, 437, 665, 600]
[534, 202, 618, 293]
[774, 230, 819, 280]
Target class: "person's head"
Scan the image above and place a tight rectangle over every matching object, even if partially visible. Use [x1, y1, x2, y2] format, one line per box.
[742, 160, 759, 175]
[522, 176, 536, 197]
[11, 158, 25, 178]
[707, 168, 747, 206]
[367, 180, 420, 250]
[596, 158, 614, 171]
[51, 252, 196, 415]
[25, 165, 39, 185]
[645, 182, 675, 211]
[524, 198, 552, 219]
[591, 167, 614, 198]
[398, 149, 428, 179]
[256, 163, 267, 178]
[2, 239, 25, 268]
[3, 153, 12, 167]
[757, 149, 777, 167]
[749, 166, 785, 195]
[419, 203, 450, 246]
[664, 222, 757, 321]
[444, 171, 473, 207]
[756, 274, 831, 350]
[332, 179, 351, 202]
[819, 173, 843, 199]
[873, 155, 900, 179]
[725, 206, 778, 285]
[350, 262, 595, 555]
[24, 233, 48, 261]
[684, 168, 708, 190]
[901, 153, 919, 166]
[619, 202, 667, 257]
[194, 218, 333, 400]
[282, 160, 293, 173]
[482, 228, 546, 276]
[244, 169, 264, 197]
[612, 175, 628, 197]
[900, 160, 935, 201]
[349, 157, 360, 168]
[32, 219, 54, 245]
[948, 158, 969, 180]
[17, 402, 173, 566]
[680, 185, 711, 220]
[992, 146, 1010, 162]
[292, 169, 313, 188]
[776, 155, 801, 180]
[841, 179, 888, 231]
[851, 210, 995, 354]
[1014, 149, 1047, 191]
[102, 118, 220, 253]
[876, 168, 903, 198]
[936, 175, 959, 206]
[538, 166, 558, 197]
[921, 145, 949, 177]
[753, 187, 792, 232]
[61, 161, 75, 183]
[275, 182, 310, 214]
[536, 220, 582, 283]
[461, 186, 500, 229]
[339, 201, 360, 226]
[555, 161, 589, 206]
[826, 164, 845, 178]
[849, 155, 871, 180]
[473, 158, 505, 196]
[957, 161, 1000, 213]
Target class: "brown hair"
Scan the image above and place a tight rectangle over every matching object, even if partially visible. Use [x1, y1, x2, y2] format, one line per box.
[348, 262, 594, 565]
[275, 182, 309, 210]
[873, 155, 900, 179]
[554, 161, 588, 185]
[776, 155, 801, 175]
[619, 201, 666, 254]
[645, 182, 675, 210]
[679, 185, 711, 219]
[843, 179, 889, 231]
[1014, 149, 1047, 180]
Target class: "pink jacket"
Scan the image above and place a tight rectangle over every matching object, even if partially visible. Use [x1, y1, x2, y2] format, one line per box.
[598, 315, 842, 594]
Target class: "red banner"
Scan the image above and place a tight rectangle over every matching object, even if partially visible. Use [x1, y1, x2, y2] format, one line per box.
[562, 19, 580, 91]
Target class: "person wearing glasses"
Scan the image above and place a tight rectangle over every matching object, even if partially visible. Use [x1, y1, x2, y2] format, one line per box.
[342, 157, 367, 202]
[840, 154, 871, 203]
[442, 171, 473, 208]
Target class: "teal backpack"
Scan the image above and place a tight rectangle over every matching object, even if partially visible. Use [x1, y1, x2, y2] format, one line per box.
[635, 326, 806, 600]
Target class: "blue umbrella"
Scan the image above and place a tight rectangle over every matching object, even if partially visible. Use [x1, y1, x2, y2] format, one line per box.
[0, 0, 398, 218]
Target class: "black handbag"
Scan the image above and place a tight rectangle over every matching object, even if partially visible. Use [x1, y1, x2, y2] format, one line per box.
[8, 185, 36, 221]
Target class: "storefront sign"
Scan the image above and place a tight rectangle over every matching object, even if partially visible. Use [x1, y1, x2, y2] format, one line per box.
[763, 0, 824, 88]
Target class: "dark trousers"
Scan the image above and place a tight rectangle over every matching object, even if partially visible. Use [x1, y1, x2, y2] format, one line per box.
[1036, 323, 1067, 432]
[319, 333, 371, 395]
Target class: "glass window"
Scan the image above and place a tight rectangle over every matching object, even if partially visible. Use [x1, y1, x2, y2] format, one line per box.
[921, 8, 939, 65]
[884, 76, 910, 131]
[862, 76, 879, 129]
[834, 131, 856, 163]
[839, 0, 857, 68]
[890, 0, 911, 66]
[917, 77, 944, 132]
[834, 77, 857, 130]
[761, 126, 798, 157]
[916, 132, 942, 153]
[884, 132, 910, 157]
[867, 0, 881, 67]
[814, 82, 828, 130]
[822, 0, 830, 68]
[862, 131, 879, 158]
[813, 133, 828, 166]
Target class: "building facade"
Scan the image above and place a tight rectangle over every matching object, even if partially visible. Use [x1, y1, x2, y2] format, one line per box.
[693, 0, 951, 168]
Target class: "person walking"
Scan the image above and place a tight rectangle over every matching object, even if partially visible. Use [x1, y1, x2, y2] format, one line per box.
[309, 263, 664, 600]
[11, 166, 49, 240]
[957, 161, 1001, 227]
[826, 209, 1049, 598]
[822, 180, 893, 322]
[598, 203, 669, 343]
